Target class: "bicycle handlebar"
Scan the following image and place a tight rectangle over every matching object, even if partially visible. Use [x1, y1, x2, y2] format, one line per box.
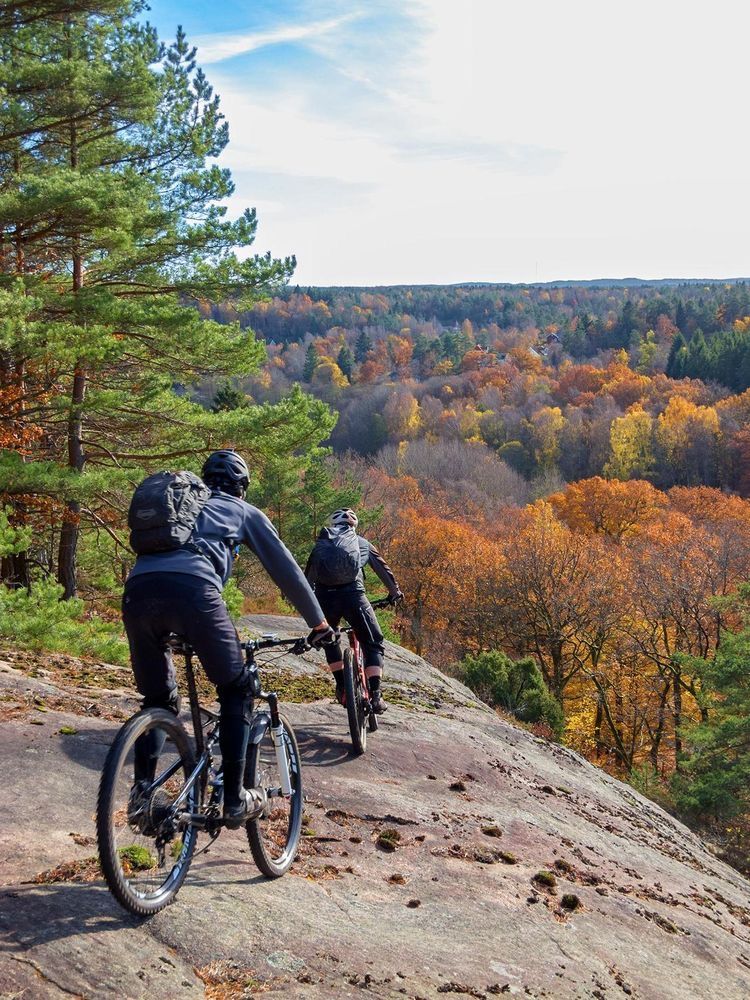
[242, 635, 310, 655]
[371, 596, 399, 610]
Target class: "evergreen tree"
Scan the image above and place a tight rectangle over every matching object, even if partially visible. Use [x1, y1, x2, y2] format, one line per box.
[0, 4, 296, 595]
[673, 585, 750, 821]
[666, 333, 687, 378]
[303, 343, 318, 382]
[683, 329, 708, 379]
[675, 300, 687, 334]
[354, 328, 372, 363]
[336, 343, 354, 380]
[605, 299, 637, 350]
[211, 381, 248, 412]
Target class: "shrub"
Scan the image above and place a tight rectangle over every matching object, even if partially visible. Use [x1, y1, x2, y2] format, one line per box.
[0, 576, 127, 663]
[457, 650, 563, 735]
[672, 586, 750, 823]
[377, 828, 401, 851]
[533, 870, 557, 889]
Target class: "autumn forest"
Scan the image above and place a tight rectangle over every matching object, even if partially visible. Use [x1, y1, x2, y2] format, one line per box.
[2, 0, 750, 874]
[203, 282, 750, 864]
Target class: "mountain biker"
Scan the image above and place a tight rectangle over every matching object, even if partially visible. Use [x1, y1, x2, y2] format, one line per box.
[304, 509, 403, 715]
[122, 449, 335, 829]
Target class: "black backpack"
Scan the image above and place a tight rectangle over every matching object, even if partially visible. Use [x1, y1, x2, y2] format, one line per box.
[128, 471, 211, 555]
[312, 527, 362, 586]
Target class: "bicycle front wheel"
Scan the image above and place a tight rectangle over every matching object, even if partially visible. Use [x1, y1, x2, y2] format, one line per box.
[343, 647, 367, 755]
[97, 708, 199, 916]
[246, 714, 303, 877]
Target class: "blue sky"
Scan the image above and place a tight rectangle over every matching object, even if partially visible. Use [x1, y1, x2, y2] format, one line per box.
[146, 1, 750, 285]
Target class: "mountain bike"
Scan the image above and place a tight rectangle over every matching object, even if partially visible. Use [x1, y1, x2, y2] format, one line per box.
[341, 596, 394, 755]
[96, 634, 307, 917]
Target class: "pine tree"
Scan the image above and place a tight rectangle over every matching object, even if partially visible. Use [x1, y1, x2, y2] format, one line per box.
[354, 329, 372, 363]
[336, 343, 354, 380]
[685, 329, 708, 379]
[0, 4, 296, 595]
[675, 300, 687, 334]
[211, 381, 248, 412]
[673, 584, 750, 821]
[303, 343, 318, 382]
[666, 333, 687, 378]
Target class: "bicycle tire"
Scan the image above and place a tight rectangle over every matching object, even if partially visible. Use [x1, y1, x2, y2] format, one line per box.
[343, 647, 367, 755]
[246, 713, 303, 877]
[97, 708, 198, 916]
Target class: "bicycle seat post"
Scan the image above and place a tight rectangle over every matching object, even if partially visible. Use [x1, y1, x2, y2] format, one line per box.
[170, 636, 203, 758]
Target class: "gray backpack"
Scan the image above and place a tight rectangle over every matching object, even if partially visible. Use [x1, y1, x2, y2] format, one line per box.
[312, 527, 362, 586]
[128, 471, 211, 555]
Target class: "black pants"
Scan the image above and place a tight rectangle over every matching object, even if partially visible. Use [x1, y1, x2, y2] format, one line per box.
[315, 584, 385, 674]
[122, 573, 252, 799]
[122, 573, 245, 698]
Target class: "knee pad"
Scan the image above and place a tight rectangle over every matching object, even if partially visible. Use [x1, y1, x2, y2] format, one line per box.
[142, 687, 181, 716]
[217, 668, 255, 720]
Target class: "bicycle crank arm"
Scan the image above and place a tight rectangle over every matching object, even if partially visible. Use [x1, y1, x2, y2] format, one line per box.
[177, 811, 212, 830]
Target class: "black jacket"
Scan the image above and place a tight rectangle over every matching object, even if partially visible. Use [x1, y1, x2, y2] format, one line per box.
[305, 529, 400, 597]
[128, 491, 324, 627]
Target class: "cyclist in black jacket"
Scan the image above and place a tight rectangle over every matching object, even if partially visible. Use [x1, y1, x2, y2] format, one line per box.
[305, 509, 403, 714]
[123, 450, 335, 828]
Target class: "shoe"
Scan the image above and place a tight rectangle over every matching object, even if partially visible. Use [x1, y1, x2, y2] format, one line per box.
[223, 786, 267, 829]
[335, 680, 346, 707]
[370, 691, 387, 715]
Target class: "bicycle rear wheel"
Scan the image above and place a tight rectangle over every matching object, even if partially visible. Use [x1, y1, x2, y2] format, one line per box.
[97, 709, 198, 916]
[343, 647, 367, 755]
[246, 714, 303, 877]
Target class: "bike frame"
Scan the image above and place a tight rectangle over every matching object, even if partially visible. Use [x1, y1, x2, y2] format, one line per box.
[346, 629, 369, 705]
[142, 635, 304, 833]
[341, 596, 392, 708]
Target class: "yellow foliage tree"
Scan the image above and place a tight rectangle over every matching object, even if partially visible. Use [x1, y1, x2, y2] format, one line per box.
[604, 404, 655, 481]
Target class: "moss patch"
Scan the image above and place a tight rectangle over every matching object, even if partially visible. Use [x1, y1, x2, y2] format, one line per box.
[258, 668, 333, 703]
[118, 844, 156, 872]
[533, 870, 557, 889]
[554, 858, 575, 875]
[561, 893, 581, 911]
[377, 828, 402, 852]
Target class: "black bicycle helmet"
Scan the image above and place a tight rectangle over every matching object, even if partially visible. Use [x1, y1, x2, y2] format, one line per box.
[202, 449, 250, 491]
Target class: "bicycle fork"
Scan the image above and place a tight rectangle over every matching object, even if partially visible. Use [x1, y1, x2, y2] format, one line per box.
[267, 693, 293, 796]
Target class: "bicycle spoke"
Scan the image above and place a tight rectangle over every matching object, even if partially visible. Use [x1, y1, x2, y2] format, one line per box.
[246, 717, 303, 877]
[97, 711, 199, 915]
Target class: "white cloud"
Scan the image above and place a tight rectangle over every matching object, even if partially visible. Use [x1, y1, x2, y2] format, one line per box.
[193, 13, 360, 65]
[209, 0, 750, 283]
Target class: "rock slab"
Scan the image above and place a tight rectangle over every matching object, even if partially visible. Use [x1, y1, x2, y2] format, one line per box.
[1, 616, 749, 999]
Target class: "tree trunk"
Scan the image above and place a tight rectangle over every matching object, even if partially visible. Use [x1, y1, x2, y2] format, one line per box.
[650, 680, 670, 770]
[672, 670, 683, 770]
[594, 696, 604, 758]
[57, 353, 85, 598]
[1, 552, 30, 589]
[57, 101, 85, 599]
